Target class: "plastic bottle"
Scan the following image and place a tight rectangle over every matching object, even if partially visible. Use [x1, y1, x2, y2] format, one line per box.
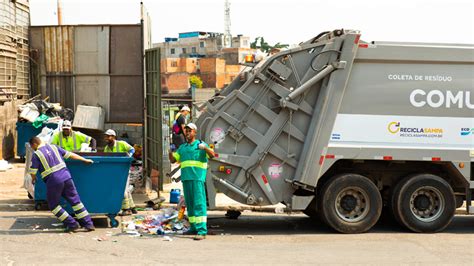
[177, 206, 186, 220]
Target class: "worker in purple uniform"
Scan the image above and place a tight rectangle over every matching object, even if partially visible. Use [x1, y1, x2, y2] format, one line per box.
[28, 137, 95, 232]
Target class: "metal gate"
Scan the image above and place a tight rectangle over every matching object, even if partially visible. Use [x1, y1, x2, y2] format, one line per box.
[144, 48, 162, 191]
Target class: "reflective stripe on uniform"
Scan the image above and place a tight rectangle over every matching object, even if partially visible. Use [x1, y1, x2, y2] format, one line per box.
[28, 168, 38, 174]
[58, 133, 64, 148]
[36, 147, 67, 177]
[76, 210, 89, 219]
[35, 150, 49, 173]
[51, 145, 62, 161]
[73, 132, 77, 150]
[52, 205, 62, 215]
[173, 152, 180, 162]
[194, 216, 207, 223]
[41, 162, 66, 177]
[64, 151, 71, 159]
[188, 216, 196, 223]
[58, 211, 70, 221]
[72, 203, 84, 211]
[58, 132, 78, 151]
[180, 160, 207, 169]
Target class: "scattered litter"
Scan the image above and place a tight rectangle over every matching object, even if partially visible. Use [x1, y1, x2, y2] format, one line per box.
[43, 229, 49, 231]
[112, 240, 118, 243]
[122, 207, 190, 237]
[247, 235, 254, 239]
[31, 224, 41, 230]
[0, 160, 13, 172]
[51, 223, 63, 227]
[163, 236, 173, 241]
[93, 236, 108, 242]
[106, 231, 113, 237]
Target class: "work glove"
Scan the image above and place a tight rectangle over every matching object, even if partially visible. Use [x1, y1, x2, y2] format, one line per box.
[198, 143, 206, 150]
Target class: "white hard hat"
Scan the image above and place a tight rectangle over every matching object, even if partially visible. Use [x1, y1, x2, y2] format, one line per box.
[185, 123, 197, 131]
[62, 120, 72, 129]
[104, 129, 117, 136]
[181, 106, 190, 112]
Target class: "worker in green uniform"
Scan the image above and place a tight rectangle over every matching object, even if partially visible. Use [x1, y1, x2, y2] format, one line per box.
[104, 129, 137, 216]
[51, 120, 96, 151]
[169, 123, 215, 240]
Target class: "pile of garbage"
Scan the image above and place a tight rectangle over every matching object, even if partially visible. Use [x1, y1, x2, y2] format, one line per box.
[18, 96, 74, 128]
[123, 207, 189, 236]
[129, 161, 143, 187]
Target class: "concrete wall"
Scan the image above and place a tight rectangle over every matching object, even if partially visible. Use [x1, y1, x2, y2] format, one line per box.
[0, 101, 17, 159]
[104, 123, 143, 146]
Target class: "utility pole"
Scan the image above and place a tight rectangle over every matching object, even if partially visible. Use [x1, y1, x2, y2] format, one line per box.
[57, 0, 63, 25]
[223, 0, 232, 48]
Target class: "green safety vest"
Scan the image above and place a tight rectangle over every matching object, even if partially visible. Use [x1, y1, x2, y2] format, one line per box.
[104, 140, 133, 153]
[173, 140, 209, 182]
[51, 131, 91, 151]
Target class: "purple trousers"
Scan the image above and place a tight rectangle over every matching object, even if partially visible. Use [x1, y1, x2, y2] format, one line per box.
[47, 179, 94, 229]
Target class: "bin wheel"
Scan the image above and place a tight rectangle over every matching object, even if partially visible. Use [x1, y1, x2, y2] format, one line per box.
[34, 203, 41, 211]
[108, 215, 119, 228]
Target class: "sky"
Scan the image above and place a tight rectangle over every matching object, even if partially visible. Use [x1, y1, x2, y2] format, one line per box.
[30, 0, 474, 45]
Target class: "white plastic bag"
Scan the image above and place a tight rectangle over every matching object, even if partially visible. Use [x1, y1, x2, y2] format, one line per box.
[37, 126, 55, 144]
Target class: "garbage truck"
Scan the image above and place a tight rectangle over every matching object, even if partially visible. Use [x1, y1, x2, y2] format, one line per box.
[195, 29, 474, 233]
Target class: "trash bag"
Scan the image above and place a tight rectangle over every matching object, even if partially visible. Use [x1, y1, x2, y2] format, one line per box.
[58, 108, 74, 121]
[32, 114, 50, 128]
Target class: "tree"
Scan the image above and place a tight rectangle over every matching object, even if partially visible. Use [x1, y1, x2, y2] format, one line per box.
[189, 75, 203, 89]
[251, 37, 289, 53]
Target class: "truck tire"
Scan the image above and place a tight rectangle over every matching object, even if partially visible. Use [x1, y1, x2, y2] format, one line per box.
[392, 174, 455, 233]
[320, 173, 382, 233]
[390, 177, 407, 228]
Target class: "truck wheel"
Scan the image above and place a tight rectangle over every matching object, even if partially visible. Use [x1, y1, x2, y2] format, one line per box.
[320, 174, 382, 233]
[393, 174, 455, 233]
[390, 177, 407, 228]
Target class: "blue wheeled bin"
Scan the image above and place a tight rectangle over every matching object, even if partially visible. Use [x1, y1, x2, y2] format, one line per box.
[16, 122, 58, 159]
[33, 152, 132, 227]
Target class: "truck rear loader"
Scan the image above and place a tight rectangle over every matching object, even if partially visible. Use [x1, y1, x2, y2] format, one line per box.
[196, 29, 474, 233]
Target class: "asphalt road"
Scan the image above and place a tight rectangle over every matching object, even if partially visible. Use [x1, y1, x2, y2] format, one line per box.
[1, 163, 474, 265]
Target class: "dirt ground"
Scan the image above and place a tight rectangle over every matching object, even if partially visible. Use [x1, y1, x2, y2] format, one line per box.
[1, 161, 474, 265]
